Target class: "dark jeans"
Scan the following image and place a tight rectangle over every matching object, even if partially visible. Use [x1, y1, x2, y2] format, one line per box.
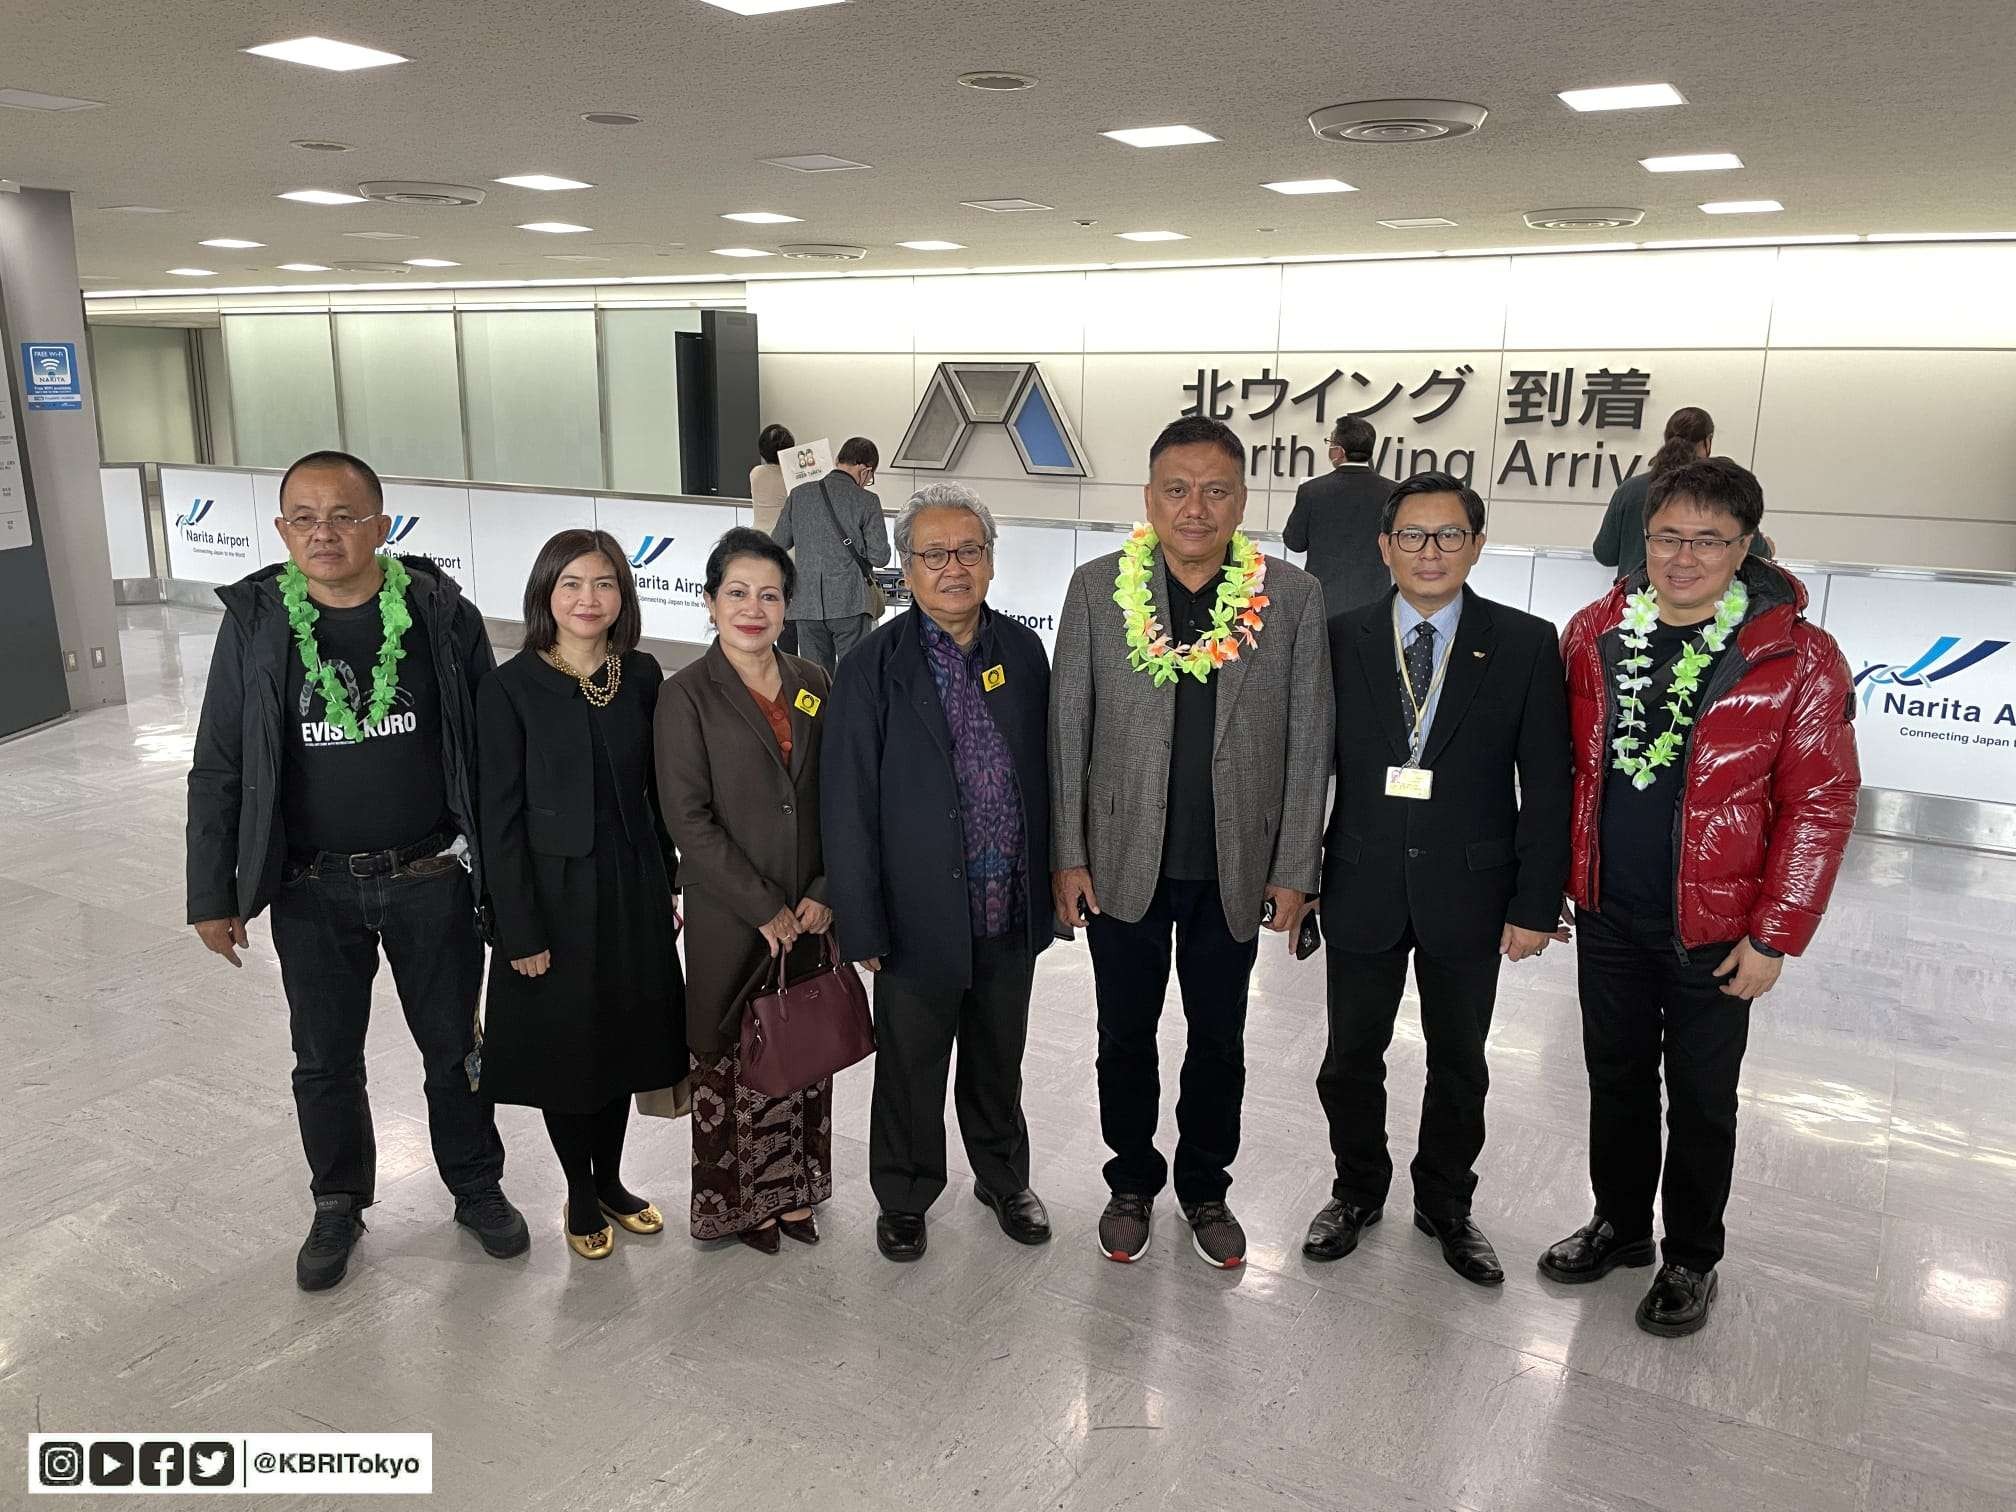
[1316, 924, 1503, 1222]
[268, 853, 503, 1206]
[1576, 907, 1751, 1271]
[868, 934, 1036, 1215]
[1086, 877, 1258, 1205]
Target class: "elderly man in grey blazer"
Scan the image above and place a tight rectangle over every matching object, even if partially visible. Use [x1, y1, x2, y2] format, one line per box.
[1050, 414, 1333, 1269]
[772, 435, 890, 671]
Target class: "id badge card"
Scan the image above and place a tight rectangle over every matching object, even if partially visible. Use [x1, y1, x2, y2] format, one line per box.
[1385, 764, 1434, 801]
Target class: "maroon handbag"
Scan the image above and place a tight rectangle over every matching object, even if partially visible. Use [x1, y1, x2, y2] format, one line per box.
[737, 934, 875, 1098]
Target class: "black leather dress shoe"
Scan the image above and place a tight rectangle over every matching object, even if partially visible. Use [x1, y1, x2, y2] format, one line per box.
[1636, 1263, 1718, 1337]
[1537, 1215, 1658, 1285]
[1302, 1200, 1382, 1261]
[1414, 1211, 1505, 1286]
[876, 1211, 928, 1262]
[975, 1183, 1052, 1245]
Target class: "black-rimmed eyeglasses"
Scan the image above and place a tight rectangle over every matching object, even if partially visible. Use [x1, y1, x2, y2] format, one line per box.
[1388, 526, 1478, 553]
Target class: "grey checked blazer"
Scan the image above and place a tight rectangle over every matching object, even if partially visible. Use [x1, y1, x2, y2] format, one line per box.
[1049, 545, 1334, 942]
[772, 470, 891, 621]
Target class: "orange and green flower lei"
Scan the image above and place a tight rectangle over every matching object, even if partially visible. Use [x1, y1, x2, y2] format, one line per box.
[1114, 526, 1268, 686]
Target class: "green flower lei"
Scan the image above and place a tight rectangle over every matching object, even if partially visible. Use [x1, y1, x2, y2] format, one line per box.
[1114, 526, 1269, 686]
[1611, 578, 1748, 790]
[279, 555, 412, 743]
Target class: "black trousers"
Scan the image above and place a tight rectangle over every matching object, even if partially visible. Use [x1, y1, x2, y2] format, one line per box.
[268, 856, 504, 1206]
[1086, 877, 1258, 1205]
[868, 934, 1036, 1215]
[1316, 923, 1503, 1222]
[1576, 907, 1751, 1271]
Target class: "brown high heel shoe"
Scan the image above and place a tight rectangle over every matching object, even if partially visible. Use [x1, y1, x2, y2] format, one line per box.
[737, 1221, 781, 1255]
[777, 1209, 819, 1245]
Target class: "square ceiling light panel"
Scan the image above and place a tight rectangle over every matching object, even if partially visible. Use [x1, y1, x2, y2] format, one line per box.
[1103, 125, 1218, 148]
[242, 36, 409, 71]
[701, 0, 846, 13]
[763, 154, 870, 173]
[898, 240, 964, 251]
[199, 238, 265, 249]
[519, 221, 592, 233]
[1700, 199, 1783, 214]
[1264, 178, 1356, 195]
[280, 188, 368, 204]
[1380, 217, 1458, 229]
[495, 174, 592, 191]
[1640, 153, 1742, 172]
[722, 212, 801, 224]
[962, 199, 1051, 213]
[1558, 83, 1685, 111]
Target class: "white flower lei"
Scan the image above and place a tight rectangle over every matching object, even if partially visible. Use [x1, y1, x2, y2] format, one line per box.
[1612, 579, 1748, 790]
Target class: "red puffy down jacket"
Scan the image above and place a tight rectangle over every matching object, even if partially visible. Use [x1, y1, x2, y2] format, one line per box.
[1562, 560, 1860, 955]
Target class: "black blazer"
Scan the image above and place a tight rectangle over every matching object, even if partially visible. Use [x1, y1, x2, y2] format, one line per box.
[1321, 586, 1572, 959]
[1282, 465, 1399, 616]
[822, 607, 1054, 991]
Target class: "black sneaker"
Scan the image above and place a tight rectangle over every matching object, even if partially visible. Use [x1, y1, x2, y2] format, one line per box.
[297, 1195, 365, 1292]
[1180, 1200, 1247, 1270]
[453, 1187, 530, 1258]
[1098, 1194, 1153, 1262]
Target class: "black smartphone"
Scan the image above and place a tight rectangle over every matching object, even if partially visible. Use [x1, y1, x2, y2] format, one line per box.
[1295, 909, 1323, 961]
[1261, 898, 1277, 927]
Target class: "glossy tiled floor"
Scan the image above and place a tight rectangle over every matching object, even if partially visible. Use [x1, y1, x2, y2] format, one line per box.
[2, 605, 2014, 1510]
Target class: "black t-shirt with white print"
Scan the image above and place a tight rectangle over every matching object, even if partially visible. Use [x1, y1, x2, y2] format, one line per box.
[281, 593, 449, 856]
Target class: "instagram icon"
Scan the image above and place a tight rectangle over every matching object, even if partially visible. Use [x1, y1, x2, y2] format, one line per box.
[37, 1440, 84, 1487]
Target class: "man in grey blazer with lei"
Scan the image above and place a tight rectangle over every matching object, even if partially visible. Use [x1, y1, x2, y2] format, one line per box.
[1051, 415, 1333, 1270]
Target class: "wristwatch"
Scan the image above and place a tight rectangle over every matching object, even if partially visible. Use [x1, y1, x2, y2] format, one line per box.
[1747, 936, 1784, 958]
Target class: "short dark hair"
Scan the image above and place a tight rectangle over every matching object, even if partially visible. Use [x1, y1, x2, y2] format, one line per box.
[704, 526, 796, 603]
[1647, 457, 1763, 535]
[279, 450, 383, 512]
[837, 436, 878, 469]
[1148, 415, 1246, 471]
[757, 424, 795, 466]
[521, 529, 642, 655]
[1330, 415, 1376, 462]
[1381, 471, 1486, 535]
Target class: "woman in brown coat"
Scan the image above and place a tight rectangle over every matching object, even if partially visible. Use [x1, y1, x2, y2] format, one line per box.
[654, 527, 834, 1253]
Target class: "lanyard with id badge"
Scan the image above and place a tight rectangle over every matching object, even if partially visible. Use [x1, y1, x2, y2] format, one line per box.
[1389, 599, 1453, 801]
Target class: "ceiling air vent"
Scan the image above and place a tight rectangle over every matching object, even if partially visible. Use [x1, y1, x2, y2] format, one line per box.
[1308, 100, 1488, 144]
[333, 261, 414, 275]
[356, 181, 486, 207]
[292, 139, 353, 153]
[1524, 207, 1645, 230]
[958, 71, 1036, 91]
[778, 243, 868, 261]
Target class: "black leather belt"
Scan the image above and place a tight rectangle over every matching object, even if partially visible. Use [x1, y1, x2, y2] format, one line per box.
[297, 829, 456, 880]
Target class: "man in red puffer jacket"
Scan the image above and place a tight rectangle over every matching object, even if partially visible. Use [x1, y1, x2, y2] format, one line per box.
[1538, 458, 1859, 1338]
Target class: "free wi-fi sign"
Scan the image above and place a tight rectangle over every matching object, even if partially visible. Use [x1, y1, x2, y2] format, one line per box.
[20, 342, 82, 410]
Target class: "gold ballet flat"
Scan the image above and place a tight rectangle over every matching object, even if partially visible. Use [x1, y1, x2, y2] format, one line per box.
[599, 1199, 664, 1235]
[564, 1207, 616, 1260]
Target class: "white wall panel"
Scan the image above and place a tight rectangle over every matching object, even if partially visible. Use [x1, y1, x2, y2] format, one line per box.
[1503, 249, 1777, 350]
[1527, 552, 1618, 630]
[98, 466, 151, 579]
[1764, 511, 2016, 573]
[758, 352, 914, 464]
[984, 523, 1080, 650]
[747, 277, 916, 353]
[1077, 352, 1278, 487]
[594, 496, 744, 643]
[1083, 265, 1280, 353]
[466, 488, 596, 617]
[380, 482, 475, 600]
[1768, 245, 2016, 348]
[1279, 257, 1512, 352]
[912, 273, 1086, 353]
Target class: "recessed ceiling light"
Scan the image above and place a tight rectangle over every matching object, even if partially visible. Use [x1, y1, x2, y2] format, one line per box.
[344, 231, 420, 241]
[495, 174, 593, 191]
[242, 36, 409, 71]
[1117, 230, 1188, 242]
[722, 211, 802, 224]
[1866, 231, 2016, 242]
[291, 139, 354, 153]
[1380, 216, 1459, 229]
[763, 153, 870, 173]
[1640, 152, 1743, 172]
[1700, 199, 1782, 215]
[1103, 125, 1218, 148]
[545, 254, 611, 263]
[581, 111, 643, 126]
[1558, 82, 1685, 112]
[898, 240, 964, 251]
[958, 71, 1037, 91]
[199, 238, 266, 249]
[711, 247, 775, 257]
[1263, 178, 1356, 196]
[278, 262, 333, 271]
[403, 257, 460, 267]
[962, 198, 1051, 213]
[700, 0, 846, 13]
[166, 268, 216, 277]
[519, 221, 592, 233]
[279, 188, 368, 205]
[0, 87, 103, 112]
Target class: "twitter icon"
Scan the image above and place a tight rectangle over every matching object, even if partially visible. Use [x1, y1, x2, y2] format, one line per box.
[190, 1442, 235, 1487]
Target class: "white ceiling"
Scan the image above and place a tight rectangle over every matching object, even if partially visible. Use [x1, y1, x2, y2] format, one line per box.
[4, 0, 2014, 292]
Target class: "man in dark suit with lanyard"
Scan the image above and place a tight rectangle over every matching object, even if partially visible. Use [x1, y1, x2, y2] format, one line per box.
[1301, 472, 1572, 1284]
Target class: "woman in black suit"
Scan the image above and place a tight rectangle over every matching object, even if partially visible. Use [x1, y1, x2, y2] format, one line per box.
[477, 528, 685, 1259]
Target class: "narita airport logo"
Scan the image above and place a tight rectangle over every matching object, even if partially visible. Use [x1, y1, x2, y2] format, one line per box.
[626, 534, 702, 599]
[1856, 636, 2015, 745]
[174, 496, 251, 555]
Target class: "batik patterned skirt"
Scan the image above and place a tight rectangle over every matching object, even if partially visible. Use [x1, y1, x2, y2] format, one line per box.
[688, 1048, 833, 1239]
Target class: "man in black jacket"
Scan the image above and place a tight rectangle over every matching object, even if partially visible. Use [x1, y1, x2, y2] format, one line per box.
[187, 450, 527, 1291]
[1281, 416, 1398, 615]
[1302, 473, 1572, 1285]
[822, 482, 1054, 1262]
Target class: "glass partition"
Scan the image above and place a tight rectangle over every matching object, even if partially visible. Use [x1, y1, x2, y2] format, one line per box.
[460, 309, 603, 489]
[334, 312, 466, 480]
[602, 308, 699, 494]
[222, 314, 342, 467]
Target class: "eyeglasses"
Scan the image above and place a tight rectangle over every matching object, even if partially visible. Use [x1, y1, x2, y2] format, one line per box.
[281, 514, 378, 536]
[909, 543, 989, 571]
[1388, 526, 1478, 553]
[1645, 532, 1742, 561]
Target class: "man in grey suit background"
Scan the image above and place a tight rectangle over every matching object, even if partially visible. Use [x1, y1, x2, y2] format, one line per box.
[1282, 415, 1399, 615]
[772, 435, 890, 671]
[1050, 415, 1333, 1270]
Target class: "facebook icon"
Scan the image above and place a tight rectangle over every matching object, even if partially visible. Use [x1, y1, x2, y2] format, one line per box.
[139, 1440, 185, 1487]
